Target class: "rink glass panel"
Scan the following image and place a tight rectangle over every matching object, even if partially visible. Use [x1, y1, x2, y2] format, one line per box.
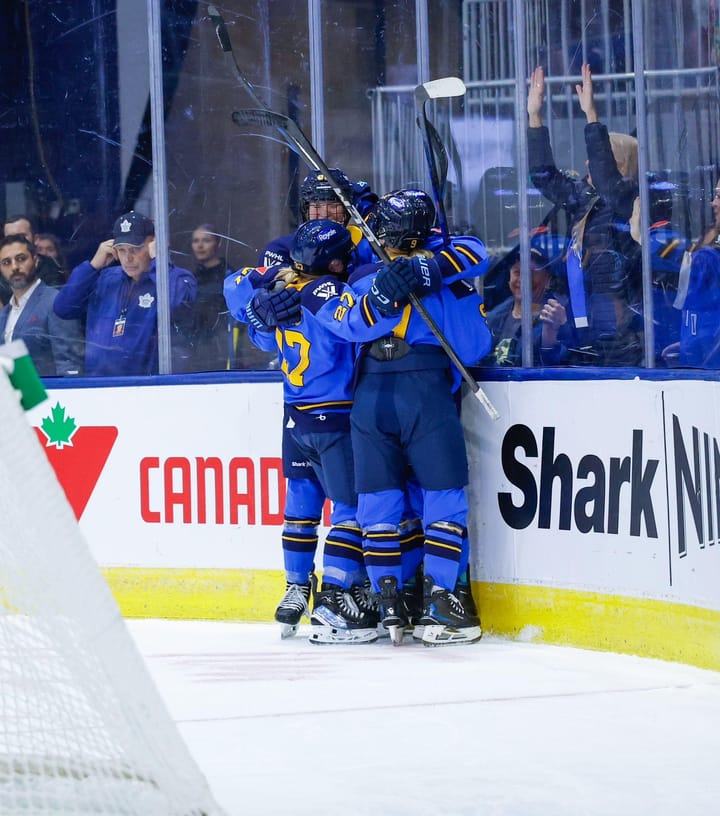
[3, 1, 719, 374]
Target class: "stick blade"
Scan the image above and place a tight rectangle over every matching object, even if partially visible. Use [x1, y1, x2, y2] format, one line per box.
[232, 108, 287, 129]
[207, 5, 232, 52]
[418, 76, 466, 100]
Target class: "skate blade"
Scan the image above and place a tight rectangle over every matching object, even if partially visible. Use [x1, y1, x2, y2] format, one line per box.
[309, 626, 378, 645]
[279, 622, 299, 639]
[386, 624, 406, 646]
[421, 624, 482, 646]
[411, 625, 425, 640]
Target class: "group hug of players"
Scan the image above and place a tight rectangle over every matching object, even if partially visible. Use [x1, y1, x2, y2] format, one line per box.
[224, 169, 491, 647]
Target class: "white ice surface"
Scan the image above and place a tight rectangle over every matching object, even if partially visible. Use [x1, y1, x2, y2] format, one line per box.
[129, 620, 720, 816]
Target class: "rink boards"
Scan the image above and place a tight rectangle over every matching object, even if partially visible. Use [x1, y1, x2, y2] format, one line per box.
[30, 374, 720, 671]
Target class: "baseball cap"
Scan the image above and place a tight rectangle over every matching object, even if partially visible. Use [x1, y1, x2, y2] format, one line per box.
[112, 211, 154, 246]
[508, 246, 551, 268]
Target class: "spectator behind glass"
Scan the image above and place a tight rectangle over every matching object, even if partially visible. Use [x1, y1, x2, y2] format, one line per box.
[627, 195, 686, 366]
[660, 181, 720, 369]
[53, 211, 197, 376]
[35, 232, 68, 281]
[187, 223, 275, 371]
[482, 243, 574, 367]
[3, 215, 65, 289]
[187, 223, 232, 372]
[699, 181, 720, 248]
[528, 64, 642, 367]
[0, 235, 83, 376]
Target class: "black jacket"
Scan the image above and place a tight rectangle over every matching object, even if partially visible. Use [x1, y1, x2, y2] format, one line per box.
[528, 123, 642, 365]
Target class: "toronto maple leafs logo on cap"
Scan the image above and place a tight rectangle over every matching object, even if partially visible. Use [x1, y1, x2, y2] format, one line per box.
[112, 211, 155, 246]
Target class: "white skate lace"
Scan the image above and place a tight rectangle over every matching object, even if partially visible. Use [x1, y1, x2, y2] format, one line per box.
[279, 584, 309, 614]
[350, 583, 377, 612]
[337, 590, 363, 622]
[446, 591, 465, 617]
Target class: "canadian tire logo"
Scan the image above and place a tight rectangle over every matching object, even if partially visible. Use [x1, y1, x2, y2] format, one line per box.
[35, 403, 118, 519]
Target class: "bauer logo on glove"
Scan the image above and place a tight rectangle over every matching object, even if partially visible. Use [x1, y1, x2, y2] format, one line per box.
[368, 255, 441, 316]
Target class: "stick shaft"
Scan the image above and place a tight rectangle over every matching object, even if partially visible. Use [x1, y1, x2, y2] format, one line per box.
[209, 16, 497, 416]
[232, 109, 498, 419]
[414, 79, 464, 243]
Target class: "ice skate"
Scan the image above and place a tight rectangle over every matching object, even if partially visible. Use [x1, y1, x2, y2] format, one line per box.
[309, 583, 378, 644]
[376, 575, 409, 646]
[419, 575, 482, 646]
[401, 569, 425, 641]
[274, 578, 313, 639]
[350, 579, 386, 636]
[454, 571, 481, 628]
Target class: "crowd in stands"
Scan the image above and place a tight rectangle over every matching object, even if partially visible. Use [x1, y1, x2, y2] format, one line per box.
[1, 64, 718, 378]
[5, 62, 720, 650]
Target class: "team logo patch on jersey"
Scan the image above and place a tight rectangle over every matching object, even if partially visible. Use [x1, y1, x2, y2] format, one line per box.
[138, 293, 155, 308]
[263, 251, 286, 266]
[311, 280, 340, 300]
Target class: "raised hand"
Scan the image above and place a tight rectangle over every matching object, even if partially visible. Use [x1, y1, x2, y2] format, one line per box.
[90, 239, 117, 271]
[527, 66, 545, 127]
[575, 63, 598, 123]
[538, 298, 568, 346]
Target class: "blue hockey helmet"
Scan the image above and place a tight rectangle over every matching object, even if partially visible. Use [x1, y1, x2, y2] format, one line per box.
[290, 219, 354, 277]
[367, 189, 436, 252]
[300, 168, 353, 219]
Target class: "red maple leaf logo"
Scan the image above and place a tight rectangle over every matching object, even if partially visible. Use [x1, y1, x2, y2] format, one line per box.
[35, 402, 118, 519]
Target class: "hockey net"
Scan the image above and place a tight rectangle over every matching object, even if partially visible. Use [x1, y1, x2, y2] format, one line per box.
[0, 367, 225, 815]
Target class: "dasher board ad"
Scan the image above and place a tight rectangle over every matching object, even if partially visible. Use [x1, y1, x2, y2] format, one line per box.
[26, 377, 720, 615]
[464, 378, 720, 612]
[27, 382, 288, 570]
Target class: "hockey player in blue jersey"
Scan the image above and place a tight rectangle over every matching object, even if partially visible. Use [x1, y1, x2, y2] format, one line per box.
[258, 168, 376, 269]
[240, 168, 378, 638]
[349, 189, 492, 646]
[226, 219, 437, 642]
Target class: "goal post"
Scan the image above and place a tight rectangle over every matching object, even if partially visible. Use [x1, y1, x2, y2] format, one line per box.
[0, 346, 226, 815]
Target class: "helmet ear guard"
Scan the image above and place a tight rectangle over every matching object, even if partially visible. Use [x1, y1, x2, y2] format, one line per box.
[290, 219, 354, 277]
[367, 189, 436, 252]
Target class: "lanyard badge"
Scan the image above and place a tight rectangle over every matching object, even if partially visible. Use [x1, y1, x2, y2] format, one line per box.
[113, 309, 127, 337]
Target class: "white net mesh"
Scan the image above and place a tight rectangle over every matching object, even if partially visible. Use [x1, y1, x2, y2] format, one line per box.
[0, 371, 225, 815]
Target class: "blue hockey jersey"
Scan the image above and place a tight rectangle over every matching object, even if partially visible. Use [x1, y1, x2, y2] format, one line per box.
[424, 233, 489, 283]
[228, 270, 401, 428]
[258, 225, 376, 269]
[679, 245, 720, 368]
[348, 235, 492, 388]
[224, 264, 282, 324]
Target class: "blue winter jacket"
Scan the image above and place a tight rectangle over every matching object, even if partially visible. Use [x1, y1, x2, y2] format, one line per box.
[54, 259, 197, 376]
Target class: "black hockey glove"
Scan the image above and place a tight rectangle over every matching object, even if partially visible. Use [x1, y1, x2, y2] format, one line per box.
[369, 256, 441, 316]
[246, 285, 302, 331]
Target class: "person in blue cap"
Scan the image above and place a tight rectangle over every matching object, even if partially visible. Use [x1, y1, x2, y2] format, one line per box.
[54, 211, 197, 376]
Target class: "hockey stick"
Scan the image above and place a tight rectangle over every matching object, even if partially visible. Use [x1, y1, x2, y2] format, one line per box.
[208, 5, 267, 108]
[207, 5, 301, 157]
[232, 107, 499, 420]
[415, 77, 466, 243]
[207, 8, 496, 417]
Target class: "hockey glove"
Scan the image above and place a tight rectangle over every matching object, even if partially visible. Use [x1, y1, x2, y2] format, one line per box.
[246, 285, 302, 331]
[369, 256, 441, 316]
